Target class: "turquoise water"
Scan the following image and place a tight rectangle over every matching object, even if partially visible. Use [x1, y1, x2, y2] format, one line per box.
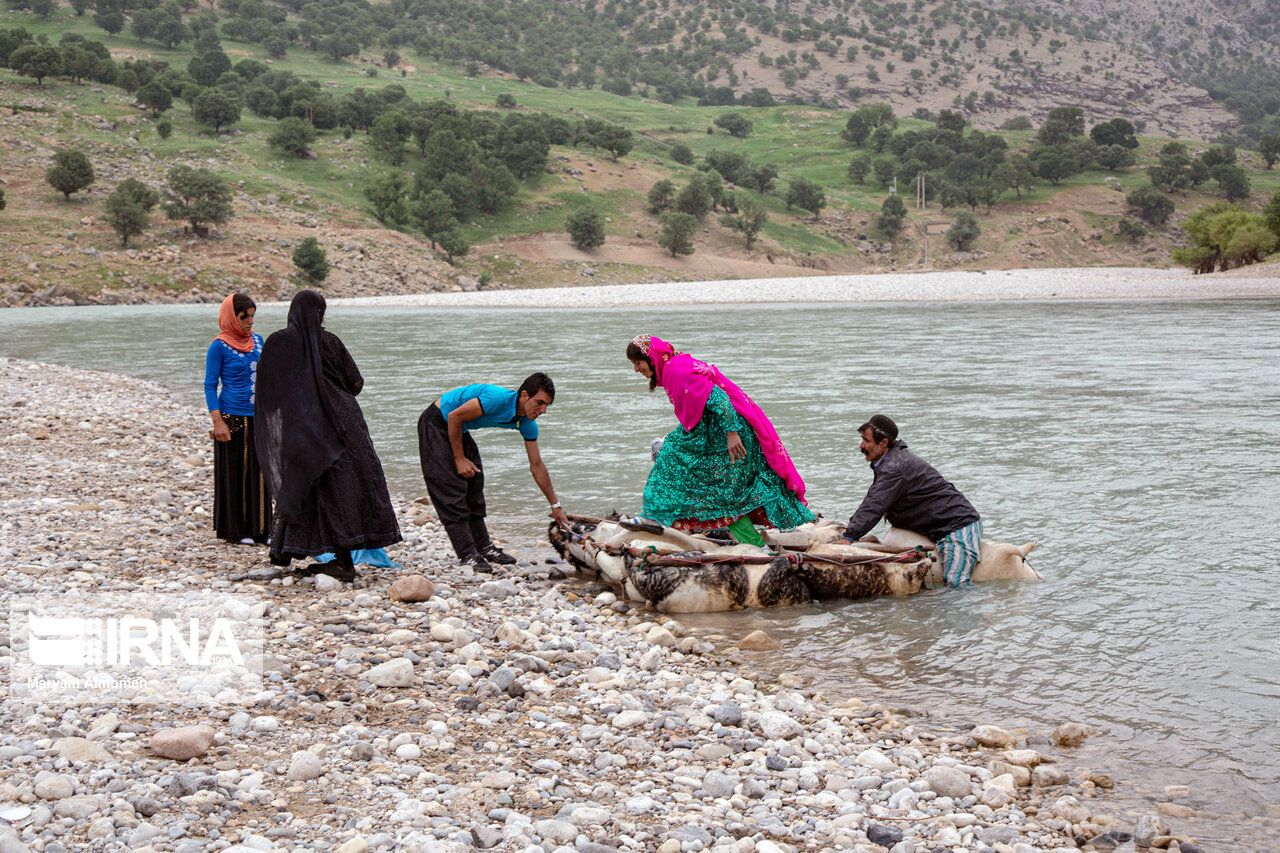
[2, 298, 1278, 845]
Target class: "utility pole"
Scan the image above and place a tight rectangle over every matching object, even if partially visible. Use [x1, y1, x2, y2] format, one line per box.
[916, 172, 925, 209]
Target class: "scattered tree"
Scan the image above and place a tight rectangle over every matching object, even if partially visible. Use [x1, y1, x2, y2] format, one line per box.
[45, 149, 95, 200]
[596, 125, 634, 161]
[412, 189, 458, 249]
[1264, 190, 1280, 240]
[565, 207, 606, 249]
[103, 178, 159, 247]
[435, 228, 469, 263]
[847, 154, 871, 184]
[193, 89, 240, 133]
[495, 93, 517, 109]
[669, 142, 695, 165]
[156, 118, 173, 139]
[946, 211, 981, 250]
[1260, 135, 1280, 170]
[675, 177, 713, 220]
[720, 198, 768, 249]
[713, 112, 753, 138]
[163, 165, 233, 235]
[785, 177, 825, 216]
[648, 179, 676, 214]
[268, 116, 317, 158]
[657, 211, 698, 256]
[878, 194, 907, 235]
[1211, 164, 1250, 202]
[363, 170, 410, 225]
[1117, 218, 1147, 243]
[8, 44, 63, 85]
[292, 237, 331, 282]
[1097, 145, 1135, 172]
[1089, 118, 1139, 149]
[135, 80, 174, 117]
[1126, 184, 1175, 225]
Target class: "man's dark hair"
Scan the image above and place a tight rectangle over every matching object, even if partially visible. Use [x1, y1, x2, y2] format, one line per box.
[626, 341, 657, 392]
[858, 413, 898, 443]
[231, 292, 256, 317]
[518, 372, 555, 402]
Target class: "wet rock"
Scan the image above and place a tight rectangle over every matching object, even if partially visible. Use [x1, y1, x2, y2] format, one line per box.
[738, 629, 781, 650]
[1052, 721, 1095, 746]
[971, 724, 1016, 747]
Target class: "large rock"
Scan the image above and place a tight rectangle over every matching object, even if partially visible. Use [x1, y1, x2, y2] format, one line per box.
[34, 776, 76, 800]
[52, 738, 113, 763]
[388, 575, 435, 602]
[971, 724, 1016, 748]
[759, 711, 804, 741]
[286, 751, 324, 781]
[150, 725, 215, 761]
[366, 658, 415, 687]
[924, 766, 972, 799]
[1134, 814, 1170, 847]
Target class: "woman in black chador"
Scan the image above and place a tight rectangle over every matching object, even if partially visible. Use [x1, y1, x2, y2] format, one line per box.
[254, 290, 401, 581]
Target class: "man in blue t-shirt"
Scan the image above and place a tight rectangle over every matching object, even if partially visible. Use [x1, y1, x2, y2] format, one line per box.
[417, 372, 570, 571]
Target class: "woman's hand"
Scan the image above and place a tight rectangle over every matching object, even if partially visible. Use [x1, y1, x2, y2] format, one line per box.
[727, 431, 746, 462]
[211, 412, 231, 443]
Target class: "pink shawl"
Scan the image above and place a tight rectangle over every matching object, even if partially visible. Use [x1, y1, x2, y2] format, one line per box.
[648, 337, 807, 503]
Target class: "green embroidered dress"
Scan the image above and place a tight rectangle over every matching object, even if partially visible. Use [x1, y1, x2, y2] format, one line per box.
[642, 386, 815, 532]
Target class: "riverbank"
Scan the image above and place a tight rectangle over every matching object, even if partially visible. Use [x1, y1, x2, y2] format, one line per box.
[0, 357, 1202, 853]
[335, 266, 1280, 309]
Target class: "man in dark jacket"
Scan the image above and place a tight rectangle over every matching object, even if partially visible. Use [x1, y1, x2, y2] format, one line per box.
[842, 414, 982, 586]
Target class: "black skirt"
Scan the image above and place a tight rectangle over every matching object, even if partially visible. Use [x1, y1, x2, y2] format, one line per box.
[212, 414, 271, 543]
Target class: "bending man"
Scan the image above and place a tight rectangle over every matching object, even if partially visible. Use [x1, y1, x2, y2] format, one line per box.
[842, 415, 982, 587]
[418, 373, 569, 572]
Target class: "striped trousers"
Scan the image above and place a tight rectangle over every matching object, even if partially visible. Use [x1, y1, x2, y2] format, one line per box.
[937, 519, 983, 587]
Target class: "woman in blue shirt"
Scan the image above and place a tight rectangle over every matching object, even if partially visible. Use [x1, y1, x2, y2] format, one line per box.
[204, 292, 271, 544]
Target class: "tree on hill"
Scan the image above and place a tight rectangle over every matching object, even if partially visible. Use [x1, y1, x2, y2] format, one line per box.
[1211, 164, 1250, 202]
[720, 198, 768, 249]
[412, 189, 458, 250]
[364, 170, 410, 226]
[0, 188, 6, 212]
[657, 212, 697, 257]
[565, 207, 606, 249]
[1148, 142, 1192, 191]
[292, 237, 331, 282]
[1126, 184, 1175, 225]
[847, 154, 871, 184]
[1117, 218, 1147, 244]
[103, 178, 159, 247]
[8, 43, 63, 85]
[135, 80, 173, 117]
[946, 211, 981, 250]
[785, 177, 825, 216]
[1260, 135, 1280, 170]
[713, 112, 753, 138]
[596, 125, 634, 161]
[675, 177, 713, 220]
[163, 165, 232, 235]
[1097, 145, 1135, 172]
[1265, 191, 1280, 240]
[268, 116, 317, 158]
[435, 228, 469, 264]
[1090, 118, 1139, 149]
[647, 179, 676, 214]
[878, 194, 907, 236]
[45, 150, 95, 200]
[193, 89, 240, 133]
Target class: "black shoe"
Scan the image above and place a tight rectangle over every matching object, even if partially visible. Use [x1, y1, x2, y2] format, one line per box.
[481, 544, 517, 565]
[269, 552, 292, 567]
[461, 553, 493, 573]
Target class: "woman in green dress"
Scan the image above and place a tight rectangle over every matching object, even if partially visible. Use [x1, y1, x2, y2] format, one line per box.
[625, 334, 814, 546]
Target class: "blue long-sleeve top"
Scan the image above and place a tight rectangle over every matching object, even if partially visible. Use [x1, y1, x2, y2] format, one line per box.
[204, 334, 263, 416]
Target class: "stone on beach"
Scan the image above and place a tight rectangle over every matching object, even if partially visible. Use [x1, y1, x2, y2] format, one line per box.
[1051, 721, 1096, 746]
[52, 737, 113, 763]
[365, 658, 416, 687]
[149, 725, 215, 761]
[388, 574, 435, 601]
[971, 724, 1016, 747]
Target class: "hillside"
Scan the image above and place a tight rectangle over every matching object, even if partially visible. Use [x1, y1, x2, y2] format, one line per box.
[2, 0, 1279, 306]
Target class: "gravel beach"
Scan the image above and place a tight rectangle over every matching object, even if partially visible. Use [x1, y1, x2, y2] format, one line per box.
[0, 357, 1203, 853]
[335, 267, 1280, 309]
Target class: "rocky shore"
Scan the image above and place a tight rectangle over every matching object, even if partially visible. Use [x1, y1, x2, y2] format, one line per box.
[0, 358, 1203, 853]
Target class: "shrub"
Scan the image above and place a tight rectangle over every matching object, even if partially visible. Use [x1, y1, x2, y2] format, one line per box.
[1126, 185, 1175, 225]
[45, 149, 95, 200]
[565, 207, 606, 249]
[946, 211, 981, 250]
[292, 237, 331, 282]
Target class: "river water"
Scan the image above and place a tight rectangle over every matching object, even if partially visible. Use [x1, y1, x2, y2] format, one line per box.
[2, 298, 1278, 847]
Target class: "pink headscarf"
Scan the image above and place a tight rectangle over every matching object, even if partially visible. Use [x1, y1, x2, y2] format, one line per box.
[643, 336, 807, 503]
[214, 293, 255, 353]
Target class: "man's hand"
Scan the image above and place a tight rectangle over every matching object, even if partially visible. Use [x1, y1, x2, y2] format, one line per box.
[455, 457, 480, 478]
[727, 431, 747, 462]
[550, 505, 570, 529]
